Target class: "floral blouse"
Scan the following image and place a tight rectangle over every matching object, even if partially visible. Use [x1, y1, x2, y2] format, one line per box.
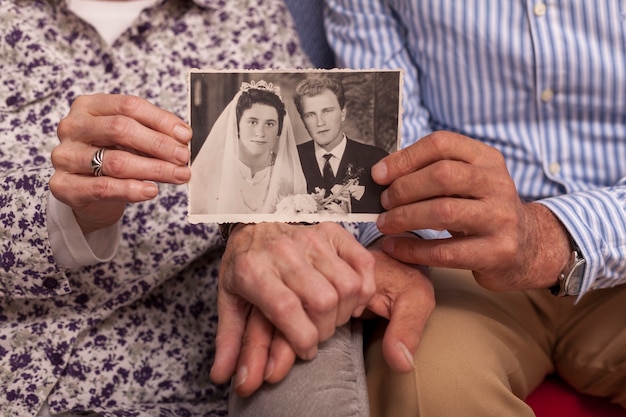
[0, 0, 309, 415]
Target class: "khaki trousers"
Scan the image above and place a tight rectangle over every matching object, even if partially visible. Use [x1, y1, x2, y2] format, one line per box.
[366, 268, 626, 417]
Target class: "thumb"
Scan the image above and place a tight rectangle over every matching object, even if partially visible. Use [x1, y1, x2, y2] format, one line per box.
[210, 292, 250, 384]
[381, 284, 434, 373]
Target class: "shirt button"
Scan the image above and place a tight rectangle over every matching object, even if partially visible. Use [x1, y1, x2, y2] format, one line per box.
[549, 162, 561, 175]
[533, 2, 547, 16]
[541, 88, 554, 102]
[43, 277, 59, 289]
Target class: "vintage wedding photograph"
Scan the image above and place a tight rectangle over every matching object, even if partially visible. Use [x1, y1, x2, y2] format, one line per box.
[187, 69, 402, 224]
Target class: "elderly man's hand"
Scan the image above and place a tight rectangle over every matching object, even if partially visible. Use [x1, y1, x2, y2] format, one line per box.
[210, 222, 376, 394]
[372, 131, 571, 291]
[364, 240, 434, 374]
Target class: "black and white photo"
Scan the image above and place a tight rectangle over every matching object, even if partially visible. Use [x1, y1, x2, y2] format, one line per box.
[188, 69, 401, 223]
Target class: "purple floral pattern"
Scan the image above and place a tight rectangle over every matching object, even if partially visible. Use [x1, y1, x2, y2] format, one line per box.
[0, 0, 310, 415]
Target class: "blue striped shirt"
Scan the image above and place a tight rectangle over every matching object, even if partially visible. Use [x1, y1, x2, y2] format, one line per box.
[325, 0, 626, 295]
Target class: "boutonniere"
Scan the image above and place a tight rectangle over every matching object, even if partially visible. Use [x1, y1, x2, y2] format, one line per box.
[275, 164, 366, 215]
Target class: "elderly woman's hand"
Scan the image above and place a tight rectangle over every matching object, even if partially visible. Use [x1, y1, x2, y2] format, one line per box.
[50, 94, 192, 234]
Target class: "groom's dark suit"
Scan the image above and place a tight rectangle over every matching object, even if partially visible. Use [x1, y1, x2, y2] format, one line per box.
[297, 138, 389, 213]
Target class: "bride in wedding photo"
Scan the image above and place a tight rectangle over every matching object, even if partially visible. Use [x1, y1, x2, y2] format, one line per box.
[189, 79, 307, 216]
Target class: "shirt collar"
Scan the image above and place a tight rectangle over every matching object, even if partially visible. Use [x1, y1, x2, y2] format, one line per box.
[314, 134, 347, 162]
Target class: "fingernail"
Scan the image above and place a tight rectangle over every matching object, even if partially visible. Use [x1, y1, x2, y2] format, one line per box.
[371, 161, 387, 182]
[234, 366, 248, 388]
[173, 124, 192, 142]
[398, 342, 415, 369]
[380, 190, 389, 208]
[377, 212, 386, 229]
[143, 182, 159, 199]
[264, 358, 275, 380]
[174, 146, 190, 164]
[303, 347, 317, 361]
[174, 166, 191, 182]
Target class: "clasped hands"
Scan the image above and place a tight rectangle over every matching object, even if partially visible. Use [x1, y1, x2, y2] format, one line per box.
[50, 93, 434, 397]
[209, 222, 433, 397]
[211, 130, 572, 396]
[51, 94, 568, 398]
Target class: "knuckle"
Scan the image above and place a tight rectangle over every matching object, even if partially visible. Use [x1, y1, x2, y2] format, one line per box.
[385, 206, 413, 230]
[147, 158, 167, 180]
[307, 291, 338, 315]
[395, 147, 418, 173]
[116, 95, 143, 116]
[56, 117, 71, 140]
[432, 198, 458, 224]
[334, 275, 360, 298]
[484, 144, 505, 163]
[48, 174, 65, 196]
[102, 151, 124, 177]
[68, 95, 88, 114]
[231, 253, 261, 281]
[293, 332, 318, 357]
[267, 235, 295, 255]
[151, 135, 169, 156]
[429, 131, 455, 154]
[497, 236, 519, 258]
[106, 115, 133, 139]
[300, 224, 325, 239]
[50, 145, 69, 169]
[271, 296, 301, 320]
[394, 175, 417, 200]
[430, 243, 456, 265]
[90, 177, 114, 199]
[318, 221, 343, 233]
[430, 161, 457, 186]
[313, 222, 332, 235]
[71, 95, 85, 107]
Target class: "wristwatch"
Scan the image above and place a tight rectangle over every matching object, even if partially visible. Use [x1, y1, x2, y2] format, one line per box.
[550, 245, 586, 297]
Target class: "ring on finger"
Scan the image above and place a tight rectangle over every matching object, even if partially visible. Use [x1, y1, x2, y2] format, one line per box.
[91, 147, 106, 177]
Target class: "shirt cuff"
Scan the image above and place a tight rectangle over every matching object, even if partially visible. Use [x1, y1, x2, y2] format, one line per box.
[359, 222, 452, 247]
[358, 222, 383, 247]
[47, 191, 120, 269]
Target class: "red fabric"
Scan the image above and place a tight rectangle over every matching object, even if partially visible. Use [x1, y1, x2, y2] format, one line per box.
[526, 375, 626, 417]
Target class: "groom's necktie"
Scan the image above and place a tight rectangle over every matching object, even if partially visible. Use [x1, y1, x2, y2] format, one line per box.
[322, 153, 335, 197]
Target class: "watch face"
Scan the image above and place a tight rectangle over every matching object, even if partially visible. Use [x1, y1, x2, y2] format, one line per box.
[564, 258, 586, 296]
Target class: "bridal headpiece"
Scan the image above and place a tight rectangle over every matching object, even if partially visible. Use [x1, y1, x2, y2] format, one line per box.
[240, 80, 282, 101]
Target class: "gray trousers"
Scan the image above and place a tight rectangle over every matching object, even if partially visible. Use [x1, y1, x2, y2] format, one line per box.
[229, 321, 370, 417]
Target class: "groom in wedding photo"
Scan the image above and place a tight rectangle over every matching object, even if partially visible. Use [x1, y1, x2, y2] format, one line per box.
[293, 76, 389, 213]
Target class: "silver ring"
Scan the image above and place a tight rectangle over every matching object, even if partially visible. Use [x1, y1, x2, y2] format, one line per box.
[91, 148, 105, 177]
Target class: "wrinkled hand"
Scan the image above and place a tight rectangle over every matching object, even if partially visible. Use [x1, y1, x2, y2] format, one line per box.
[50, 94, 192, 234]
[372, 131, 571, 291]
[364, 242, 434, 374]
[210, 222, 376, 394]
[212, 233, 433, 398]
